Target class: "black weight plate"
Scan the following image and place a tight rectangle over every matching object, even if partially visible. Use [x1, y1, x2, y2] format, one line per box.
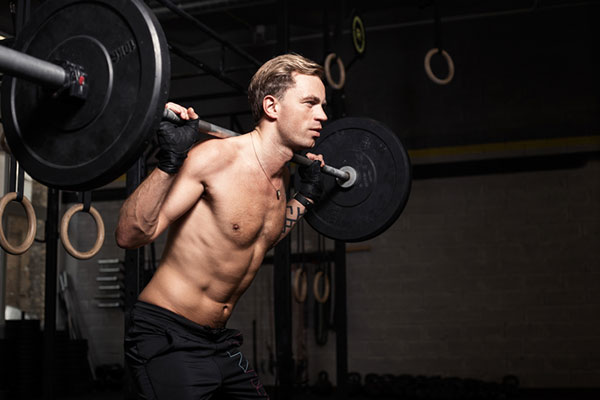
[1, 0, 170, 191]
[302, 117, 411, 242]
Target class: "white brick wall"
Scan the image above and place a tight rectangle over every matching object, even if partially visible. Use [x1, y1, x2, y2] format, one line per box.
[341, 158, 600, 388]
[66, 157, 600, 388]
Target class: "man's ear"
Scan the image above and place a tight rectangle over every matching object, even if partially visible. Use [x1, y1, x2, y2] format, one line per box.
[262, 95, 278, 120]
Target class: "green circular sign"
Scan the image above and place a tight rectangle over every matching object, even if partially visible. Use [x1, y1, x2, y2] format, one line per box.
[352, 15, 366, 55]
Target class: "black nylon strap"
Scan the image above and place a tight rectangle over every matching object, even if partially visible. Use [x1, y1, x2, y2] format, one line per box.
[80, 191, 92, 213]
[293, 192, 313, 210]
[434, 0, 443, 52]
[9, 156, 16, 193]
[16, 163, 24, 202]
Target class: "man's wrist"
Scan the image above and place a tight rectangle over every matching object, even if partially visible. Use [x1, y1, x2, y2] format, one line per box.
[293, 192, 314, 209]
[157, 149, 187, 174]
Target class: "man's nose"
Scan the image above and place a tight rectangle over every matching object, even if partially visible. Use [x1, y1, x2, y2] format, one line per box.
[316, 105, 328, 121]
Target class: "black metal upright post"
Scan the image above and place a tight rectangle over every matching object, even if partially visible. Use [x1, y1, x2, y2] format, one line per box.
[14, 0, 58, 396]
[273, 0, 292, 398]
[325, 2, 349, 394]
[273, 236, 292, 398]
[123, 159, 146, 400]
[334, 240, 348, 398]
[333, 2, 348, 390]
[43, 188, 59, 400]
[12, 0, 31, 29]
[123, 158, 146, 310]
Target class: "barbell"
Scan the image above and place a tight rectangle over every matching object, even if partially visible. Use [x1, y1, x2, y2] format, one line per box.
[164, 110, 412, 242]
[0, 0, 412, 243]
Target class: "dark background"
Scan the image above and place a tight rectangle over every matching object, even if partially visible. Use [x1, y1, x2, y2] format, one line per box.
[0, 1, 599, 399]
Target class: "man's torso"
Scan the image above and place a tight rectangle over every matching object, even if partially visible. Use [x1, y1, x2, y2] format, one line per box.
[139, 135, 287, 327]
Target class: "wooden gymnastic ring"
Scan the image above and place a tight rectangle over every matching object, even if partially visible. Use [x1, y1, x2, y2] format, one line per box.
[313, 270, 331, 304]
[60, 204, 105, 260]
[293, 267, 307, 303]
[424, 48, 455, 85]
[0, 192, 36, 255]
[324, 53, 346, 90]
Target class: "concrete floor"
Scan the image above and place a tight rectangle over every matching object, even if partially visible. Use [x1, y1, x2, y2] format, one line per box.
[46, 387, 600, 400]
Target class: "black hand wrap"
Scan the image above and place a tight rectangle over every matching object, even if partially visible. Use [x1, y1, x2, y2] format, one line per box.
[156, 118, 199, 174]
[297, 160, 323, 204]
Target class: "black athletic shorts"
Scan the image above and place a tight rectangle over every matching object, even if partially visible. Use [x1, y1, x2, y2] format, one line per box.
[124, 301, 269, 399]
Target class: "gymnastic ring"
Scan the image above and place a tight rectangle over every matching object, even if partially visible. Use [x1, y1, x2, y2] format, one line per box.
[293, 267, 308, 303]
[60, 204, 105, 260]
[313, 270, 331, 304]
[0, 192, 36, 255]
[324, 53, 346, 90]
[424, 48, 455, 85]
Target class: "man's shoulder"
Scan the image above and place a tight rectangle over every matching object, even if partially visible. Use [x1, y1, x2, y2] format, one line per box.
[186, 135, 247, 172]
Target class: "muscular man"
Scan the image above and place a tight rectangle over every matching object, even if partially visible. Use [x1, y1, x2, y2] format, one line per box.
[116, 54, 327, 399]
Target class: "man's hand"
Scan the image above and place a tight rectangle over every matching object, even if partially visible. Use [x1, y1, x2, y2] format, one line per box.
[297, 153, 325, 204]
[157, 103, 200, 174]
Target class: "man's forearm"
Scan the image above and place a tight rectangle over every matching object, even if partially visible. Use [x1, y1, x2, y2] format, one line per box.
[115, 168, 175, 248]
[273, 157, 322, 246]
[274, 198, 311, 246]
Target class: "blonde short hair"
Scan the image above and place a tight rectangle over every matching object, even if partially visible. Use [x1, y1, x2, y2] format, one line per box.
[248, 53, 323, 122]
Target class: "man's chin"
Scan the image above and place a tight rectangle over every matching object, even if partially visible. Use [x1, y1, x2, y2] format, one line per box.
[292, 141, 316, 151]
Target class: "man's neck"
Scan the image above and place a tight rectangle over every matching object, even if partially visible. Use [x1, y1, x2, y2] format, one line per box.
[251, 122, 293, 178]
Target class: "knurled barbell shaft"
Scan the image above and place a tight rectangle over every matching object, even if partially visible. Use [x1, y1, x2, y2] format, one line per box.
[162, 108, 352, 182]
[0, 46, 66, 88]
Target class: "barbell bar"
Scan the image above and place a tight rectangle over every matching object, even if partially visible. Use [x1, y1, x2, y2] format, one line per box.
[162, 108, 358, 186]
[0, 45, 70, 89]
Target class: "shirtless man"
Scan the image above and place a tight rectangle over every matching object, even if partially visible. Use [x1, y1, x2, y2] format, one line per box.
[116, 54, 327, 399]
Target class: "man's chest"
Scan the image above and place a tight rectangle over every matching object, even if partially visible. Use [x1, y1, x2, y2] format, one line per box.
[205, 172, 288, 247]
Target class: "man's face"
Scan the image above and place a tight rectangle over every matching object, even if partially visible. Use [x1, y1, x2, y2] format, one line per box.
[276, 73, 327, 149]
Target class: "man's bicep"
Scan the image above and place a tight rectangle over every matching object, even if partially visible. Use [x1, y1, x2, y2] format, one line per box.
[156, 142, 214, 233]
[155, 173, 205, 235]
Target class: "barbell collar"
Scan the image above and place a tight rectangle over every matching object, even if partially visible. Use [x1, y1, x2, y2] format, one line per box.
[336, 166, 357, 188]
[0, 46, 66, 88]
[162, 108, 353, 184]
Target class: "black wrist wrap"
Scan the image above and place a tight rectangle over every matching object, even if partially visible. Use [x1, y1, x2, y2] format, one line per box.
[156, 119, 199, 174]
[297, 160, 323, 203]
